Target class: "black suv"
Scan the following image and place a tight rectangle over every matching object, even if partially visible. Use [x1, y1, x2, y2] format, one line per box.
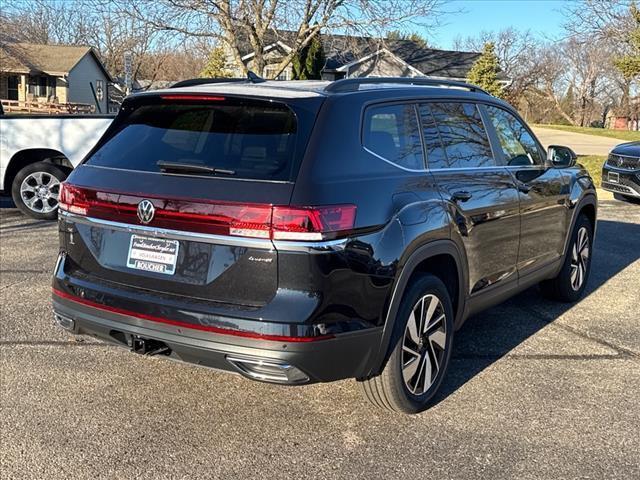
[601, 141, 640, 203]
[52, 77, 597, 413]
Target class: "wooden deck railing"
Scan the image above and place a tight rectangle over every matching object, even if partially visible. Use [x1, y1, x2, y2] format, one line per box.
[0, 99, 96, 114]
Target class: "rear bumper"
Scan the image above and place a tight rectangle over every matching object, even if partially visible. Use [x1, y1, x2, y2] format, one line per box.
[52, 290, 382, 384]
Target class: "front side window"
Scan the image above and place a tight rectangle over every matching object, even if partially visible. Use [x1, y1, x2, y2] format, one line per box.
[422, 102, 496, 169]
[485, 106, 543, 166]
[363, 103, 424, 170]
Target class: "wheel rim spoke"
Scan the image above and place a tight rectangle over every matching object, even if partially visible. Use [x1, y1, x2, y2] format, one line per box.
[406, 311, 420, 344]
[402, 293, 447, 396]
[429, 329, 446, 350]
[418, 353, 432, 394]
[403, 355, 420, 386]
[422, 296, 438, 333]
[569, 227, 590, 291]
[19, 172, 61, 213]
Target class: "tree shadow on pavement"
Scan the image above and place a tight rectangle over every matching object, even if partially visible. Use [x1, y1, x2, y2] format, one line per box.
[434, 218, 640, 404]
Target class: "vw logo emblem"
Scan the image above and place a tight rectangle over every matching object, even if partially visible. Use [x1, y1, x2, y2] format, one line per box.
[137, 200, 155, 224]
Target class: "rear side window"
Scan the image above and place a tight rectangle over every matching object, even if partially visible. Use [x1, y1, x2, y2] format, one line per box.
[421, 102, 496, 169]
[362, 104, 424, 170]
[485, 106, 543, 166]
[85, 97, 305, 181]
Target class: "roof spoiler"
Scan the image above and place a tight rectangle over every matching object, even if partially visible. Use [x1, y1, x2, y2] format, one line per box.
[170, 71, 266, 89]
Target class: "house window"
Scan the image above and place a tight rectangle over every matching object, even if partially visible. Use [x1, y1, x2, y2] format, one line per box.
[7, 76, 19, 100]
[264, 65, 290, 81]
[28, 75, 54, 98]
[48, 77, 56, 99]
[38, 76, 47, 97]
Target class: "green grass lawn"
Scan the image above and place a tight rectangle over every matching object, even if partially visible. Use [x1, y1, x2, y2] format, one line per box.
[533, 124, 640, 142]
[577, 155, 606, 186]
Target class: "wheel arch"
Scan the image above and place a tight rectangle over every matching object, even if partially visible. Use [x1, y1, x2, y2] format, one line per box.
[3, 149, 72, 192]
[365, 239, 468, 377]
[562, 193, 598, 258]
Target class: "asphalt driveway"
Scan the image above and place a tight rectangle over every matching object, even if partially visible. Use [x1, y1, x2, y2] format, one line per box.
[1, 201, 639, 479]
[532, 127, 623, 156]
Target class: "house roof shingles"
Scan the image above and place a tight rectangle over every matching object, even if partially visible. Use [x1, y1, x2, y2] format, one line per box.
[0, 42, 112, 80]
[237, 30, 508, 81]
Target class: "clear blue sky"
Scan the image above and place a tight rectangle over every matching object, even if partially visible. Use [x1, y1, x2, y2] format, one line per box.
[425, 0, 572, 49]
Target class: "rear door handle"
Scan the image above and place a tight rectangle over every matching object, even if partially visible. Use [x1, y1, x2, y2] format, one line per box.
[451, 191, 472, 202]
[517, 183, 532, 194]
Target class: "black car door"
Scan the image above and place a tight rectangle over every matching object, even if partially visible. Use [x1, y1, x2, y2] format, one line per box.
[481, 105, 570, 278]
[419, 102, 521, 296]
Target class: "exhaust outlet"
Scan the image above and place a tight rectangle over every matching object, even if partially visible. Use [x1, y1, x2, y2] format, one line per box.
[54, 313, 75, 331]
[226, 355, 309, 384]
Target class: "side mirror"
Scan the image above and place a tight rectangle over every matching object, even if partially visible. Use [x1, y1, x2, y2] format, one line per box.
[547, 145, 577, 168]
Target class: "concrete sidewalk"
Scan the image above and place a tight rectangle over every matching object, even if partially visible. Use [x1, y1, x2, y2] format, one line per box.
[532, 127, 623, 156]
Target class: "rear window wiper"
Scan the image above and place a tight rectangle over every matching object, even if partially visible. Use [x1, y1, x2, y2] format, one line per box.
[157, 160, 236, 176]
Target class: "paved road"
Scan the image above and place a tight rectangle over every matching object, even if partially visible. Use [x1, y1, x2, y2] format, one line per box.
[1, 203, 639, 479]
[532, 127, 623, 156]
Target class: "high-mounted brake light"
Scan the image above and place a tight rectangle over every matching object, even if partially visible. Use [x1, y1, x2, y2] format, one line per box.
[159, 94, 226, 101]
[59, 184, 356, 241]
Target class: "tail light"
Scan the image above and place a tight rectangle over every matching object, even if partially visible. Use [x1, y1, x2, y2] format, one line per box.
[59, 183, 120, 218]
[272, 205, 356, 240]
[59, 183, 356, 241]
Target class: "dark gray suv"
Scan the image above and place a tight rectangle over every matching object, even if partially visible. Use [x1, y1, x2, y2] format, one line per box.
[52, 77, 597, 413]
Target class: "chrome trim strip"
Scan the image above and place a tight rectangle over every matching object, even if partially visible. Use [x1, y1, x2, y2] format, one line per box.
[272, 238, 349, 253]
[60, 211, 352, 252]
[604, 164, 640, 173]
[602, 183, 640, 198]
[60, 211, 274, 249]
[610, 153, 640, 160]
[362, 146, 428, 173]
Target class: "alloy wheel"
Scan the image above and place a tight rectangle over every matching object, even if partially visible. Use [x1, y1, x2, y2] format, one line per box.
[570, 226, 590, 291]
[401, 294, 447, 395]
[20, 172, 60, 214]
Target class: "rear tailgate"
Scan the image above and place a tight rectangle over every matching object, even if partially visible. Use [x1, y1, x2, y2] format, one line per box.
[59, 93, 322, 307]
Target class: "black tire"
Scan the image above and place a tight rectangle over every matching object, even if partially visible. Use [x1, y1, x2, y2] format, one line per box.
[539, 214, 593, 302]
[11, 162, 67, 220]
[613, 193, 640, 204]
[360, 274, 454, 414]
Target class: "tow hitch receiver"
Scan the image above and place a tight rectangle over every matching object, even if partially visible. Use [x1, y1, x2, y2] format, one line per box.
[129, 336, 171, 356]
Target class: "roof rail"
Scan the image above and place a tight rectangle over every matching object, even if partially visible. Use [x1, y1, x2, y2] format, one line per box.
[170, 71, 266, 89]
[324, 77, 490, 95]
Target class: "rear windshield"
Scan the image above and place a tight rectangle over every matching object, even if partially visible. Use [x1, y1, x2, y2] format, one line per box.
[85, 96, 315, 181]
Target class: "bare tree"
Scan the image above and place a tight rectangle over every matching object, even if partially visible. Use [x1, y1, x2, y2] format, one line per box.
[1, 0, 205, 85]
[530, 39, 616, 126]
[564, 0, 638, 116]
[563, 0, 636, 44]
[453, 28, 541, 103]
[113, 0, 450, 79]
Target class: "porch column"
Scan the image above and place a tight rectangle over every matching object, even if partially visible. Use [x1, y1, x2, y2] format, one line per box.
[19, 74, 27, 101]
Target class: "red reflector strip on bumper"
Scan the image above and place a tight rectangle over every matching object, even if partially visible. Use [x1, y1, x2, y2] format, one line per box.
[52, 288, 333, 343]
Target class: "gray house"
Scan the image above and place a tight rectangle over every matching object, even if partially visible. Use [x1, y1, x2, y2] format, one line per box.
[0, 43, 113, 113]
[231, 31, 508, 82]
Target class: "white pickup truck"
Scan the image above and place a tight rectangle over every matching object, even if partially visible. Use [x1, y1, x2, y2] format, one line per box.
[0, 110, 113, 219]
